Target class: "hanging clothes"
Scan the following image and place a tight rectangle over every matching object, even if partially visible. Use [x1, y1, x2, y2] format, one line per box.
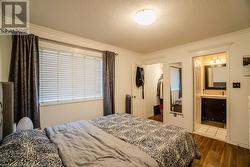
[136, 67, 145, 99]
[157, 74, 164, 100]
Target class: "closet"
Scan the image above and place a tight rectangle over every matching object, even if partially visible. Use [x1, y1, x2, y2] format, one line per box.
[144, 63, 164, 122]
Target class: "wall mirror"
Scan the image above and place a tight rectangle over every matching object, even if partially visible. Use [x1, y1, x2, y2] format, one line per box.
[170, 63, 182, 113]
[205, 64, 226, 90]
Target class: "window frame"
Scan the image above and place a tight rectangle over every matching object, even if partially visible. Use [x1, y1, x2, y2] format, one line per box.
[39, 41, 103, 106]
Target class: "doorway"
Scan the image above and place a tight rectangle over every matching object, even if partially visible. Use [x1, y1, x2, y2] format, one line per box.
[131, 63, 164, 122]
[193, 52, 228, 141]
[138, 63, 164, 122]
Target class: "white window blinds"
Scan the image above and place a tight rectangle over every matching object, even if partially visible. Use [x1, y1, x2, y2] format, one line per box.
[39, 49, 103, 104]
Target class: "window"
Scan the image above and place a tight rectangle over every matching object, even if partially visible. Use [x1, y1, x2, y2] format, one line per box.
[170, 67, 181, 91]
[39, 49, 102, 105]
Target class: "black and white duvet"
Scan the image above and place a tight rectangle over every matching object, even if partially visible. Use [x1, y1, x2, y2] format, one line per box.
[91, 114, 201, 167]
[0, 129, 63, 166]
[0, 114, 200, 167]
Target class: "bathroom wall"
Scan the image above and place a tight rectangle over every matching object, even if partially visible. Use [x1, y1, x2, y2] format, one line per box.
[197, 53, 227, 95]
[193, 62, 202, 125]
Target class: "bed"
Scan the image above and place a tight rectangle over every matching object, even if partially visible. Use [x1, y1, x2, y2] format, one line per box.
[0, 113, 200, 167]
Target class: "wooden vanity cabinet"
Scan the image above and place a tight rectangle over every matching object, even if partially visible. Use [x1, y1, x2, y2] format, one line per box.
[201, 98, 226, 123]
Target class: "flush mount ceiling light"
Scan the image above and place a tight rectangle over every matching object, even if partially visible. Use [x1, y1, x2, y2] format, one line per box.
[133, 9, 157, 26]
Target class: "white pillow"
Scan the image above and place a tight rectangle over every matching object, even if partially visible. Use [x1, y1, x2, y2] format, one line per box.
[16, 117, 34, 132]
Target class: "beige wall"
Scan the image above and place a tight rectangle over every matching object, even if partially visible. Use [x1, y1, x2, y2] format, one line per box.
[196, 52, 227, 95]
[143, 28, 250, 148]
[33, 25, 142, 128]
[40, 100, 103, 127]
[0, 35, 11, 82]
[0, 25, 142, 128]
[1, 25, 249, 148]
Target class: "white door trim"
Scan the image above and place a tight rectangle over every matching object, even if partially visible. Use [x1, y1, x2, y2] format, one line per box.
[190, 43, 233, 143]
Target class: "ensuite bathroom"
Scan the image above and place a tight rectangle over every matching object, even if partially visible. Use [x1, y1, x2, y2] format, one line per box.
[193, 52, 228, 141]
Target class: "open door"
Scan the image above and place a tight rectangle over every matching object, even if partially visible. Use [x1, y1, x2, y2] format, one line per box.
[131, 64, 145, 118]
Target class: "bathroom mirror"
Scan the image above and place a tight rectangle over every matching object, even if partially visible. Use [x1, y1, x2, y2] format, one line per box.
[170, 63, 182, 113]
[205, 64, 226, 90]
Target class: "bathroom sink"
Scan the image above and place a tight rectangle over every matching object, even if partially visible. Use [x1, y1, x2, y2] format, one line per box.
[200, 94, 227, 99]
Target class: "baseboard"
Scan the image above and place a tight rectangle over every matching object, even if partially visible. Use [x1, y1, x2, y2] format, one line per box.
[192, 131, 227, 142]
[227, 140, 249, 150]
[192, 131, 249, 150]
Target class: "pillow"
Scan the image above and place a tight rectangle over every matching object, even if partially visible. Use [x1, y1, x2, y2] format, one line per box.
[0, 129, 63, 166]
[16, 117, 34, 132]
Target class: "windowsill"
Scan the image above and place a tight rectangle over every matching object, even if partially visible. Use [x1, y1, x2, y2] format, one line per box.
[40, 97, 103, 107]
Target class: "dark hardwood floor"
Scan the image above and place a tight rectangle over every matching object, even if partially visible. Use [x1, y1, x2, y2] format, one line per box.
[148, 115, 250, 167]
[192, 134, 250, 167]
[148, 114, 163, 122]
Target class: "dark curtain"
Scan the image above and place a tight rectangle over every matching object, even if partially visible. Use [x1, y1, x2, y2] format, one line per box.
[9, 34, 40, 128]
[103, 51, 115, 116]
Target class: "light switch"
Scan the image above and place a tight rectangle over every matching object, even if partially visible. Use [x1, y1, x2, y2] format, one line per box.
[233, 82, 241, 88]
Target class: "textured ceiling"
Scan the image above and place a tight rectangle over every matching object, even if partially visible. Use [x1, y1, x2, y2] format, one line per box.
[30, 0, 250, 54]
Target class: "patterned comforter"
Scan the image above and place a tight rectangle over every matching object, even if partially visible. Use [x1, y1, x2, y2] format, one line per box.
[0, 114, 200, 167]
[0, 129, 63, 166]
[91, 114, 201, 167]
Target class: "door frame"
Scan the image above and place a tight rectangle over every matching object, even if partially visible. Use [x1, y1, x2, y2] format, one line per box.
[190, 43, 233, 143]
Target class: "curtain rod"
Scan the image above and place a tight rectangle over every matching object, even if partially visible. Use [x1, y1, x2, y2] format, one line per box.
[39, 37, 118, 56]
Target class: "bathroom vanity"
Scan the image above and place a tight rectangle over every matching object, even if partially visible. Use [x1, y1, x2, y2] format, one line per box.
[201, 95, 226, 124]
[201, 63, 227, 125]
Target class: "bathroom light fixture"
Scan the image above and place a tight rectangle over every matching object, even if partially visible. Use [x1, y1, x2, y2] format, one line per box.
[133, 9, 157, 26]
[194, 60, 202, 67]
[210, 57, 222, 65]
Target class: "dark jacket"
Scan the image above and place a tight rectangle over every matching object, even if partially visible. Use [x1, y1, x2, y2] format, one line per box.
[136, 67, 144, 99]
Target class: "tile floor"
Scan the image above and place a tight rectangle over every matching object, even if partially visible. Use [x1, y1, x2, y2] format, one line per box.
[194, 124, 227, 141]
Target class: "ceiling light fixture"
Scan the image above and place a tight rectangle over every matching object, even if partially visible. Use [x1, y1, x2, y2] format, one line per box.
[133, 9, 157, 26]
